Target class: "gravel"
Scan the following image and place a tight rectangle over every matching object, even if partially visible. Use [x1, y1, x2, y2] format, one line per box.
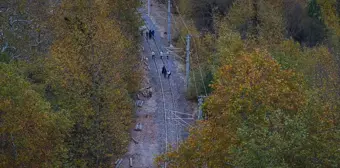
[120, 1, 196, 167]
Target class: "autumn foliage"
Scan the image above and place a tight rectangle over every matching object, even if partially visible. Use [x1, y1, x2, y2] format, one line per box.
[0, 0, 141, 167]
[157, 0, 340, 167]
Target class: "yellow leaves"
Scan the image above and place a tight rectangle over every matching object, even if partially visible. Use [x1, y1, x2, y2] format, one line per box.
[272, 39, 339, 96]
[301, 45, 339, 91]
[0, 63, 66, 167]
[227, 0, 253, 28]
[179, 49, 306, 166]
[216, 25, 245, 66]
[210, 49, 306, 120]
[226, 0, 285, 47]
[317, 0, 340, 36]
[162, 0, 339, 166]
[45, 1, 140, 166]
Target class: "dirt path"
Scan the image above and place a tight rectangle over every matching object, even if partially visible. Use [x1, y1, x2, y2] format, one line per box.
[119, 1, 196, 167]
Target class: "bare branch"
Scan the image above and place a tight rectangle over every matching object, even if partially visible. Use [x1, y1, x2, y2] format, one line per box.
[9, 16, 33, 27]
[10, 19, 32, 26]
[1, 42, 8, 53]
[31, 39, 44, 47]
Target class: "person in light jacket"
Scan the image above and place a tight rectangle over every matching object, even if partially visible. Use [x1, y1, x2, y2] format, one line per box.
[152, 51, 155, 59]
[160, 51, 163, 59]
[167, 70, 171, 79]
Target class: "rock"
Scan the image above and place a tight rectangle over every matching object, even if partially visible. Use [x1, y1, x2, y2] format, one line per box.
[140, 86, 153, 98]
[136, 100, 144, 107]
[134, 123, 142, 131]
[137, 93, 143, 100]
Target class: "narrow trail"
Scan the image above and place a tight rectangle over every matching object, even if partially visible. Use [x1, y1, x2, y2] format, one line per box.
[119, 1, 196, 167]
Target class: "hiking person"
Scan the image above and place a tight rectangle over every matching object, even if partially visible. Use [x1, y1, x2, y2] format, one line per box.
[160, 51, 163, 59]
[151, 30, 155, 38]
[162, 65, 167, 78]
[151, 51, 155, 59]
[166, 51, 170, 59]
[149, 30, 152, 39]
[146, 31, 149, 40]
[167, 70, 171, 79]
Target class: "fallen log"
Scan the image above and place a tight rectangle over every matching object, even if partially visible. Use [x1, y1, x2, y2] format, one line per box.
[129, 157, 133, 167]
[115, 158, 123, 168]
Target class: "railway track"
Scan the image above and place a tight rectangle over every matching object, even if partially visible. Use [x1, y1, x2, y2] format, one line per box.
[142, 21, 183, 161]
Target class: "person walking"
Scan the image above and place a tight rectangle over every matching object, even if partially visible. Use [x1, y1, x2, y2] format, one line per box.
[151, 30, 155, 38]
[160, 51, 163, 59]
[149, 30, 152, 39]
[162, 65, 167, 78]
[166, 51, 170, 59]
[167, 70, 171, 79]
[146, 31, 149, 41]
[151, 51, 155, 59]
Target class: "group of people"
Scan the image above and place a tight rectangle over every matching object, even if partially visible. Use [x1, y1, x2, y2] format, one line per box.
[141, 28, 172, 79]
[140, 28, 155, 40]
[152, 51, 169, 59]
[145, 29, 155, 40]
[151, 52, 171, 79]
[162, 65, 171, 79]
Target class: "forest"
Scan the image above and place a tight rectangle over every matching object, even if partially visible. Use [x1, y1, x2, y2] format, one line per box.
[1, 0, 141, 167]
[1, 0, 339, 167]
[156, 0, 340, 167]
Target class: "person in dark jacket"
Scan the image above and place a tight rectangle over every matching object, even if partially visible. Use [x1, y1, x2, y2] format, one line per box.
[149, 30, 152, 39]
[151, 30, 155, 38]
[162, 65, 167, 78]
[146, 31, 149, 40]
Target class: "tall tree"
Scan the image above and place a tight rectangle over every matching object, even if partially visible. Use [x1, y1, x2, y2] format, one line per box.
[156, 49, 307, 167]
[0, 63, 69, 167]
[0, 0, 53, 62]
[46, 0, 139, 166]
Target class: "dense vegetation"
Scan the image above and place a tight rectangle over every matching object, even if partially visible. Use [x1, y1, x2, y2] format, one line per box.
[157, 0, 340, 167]
[0, 0, 141, 167]
[1, 0, 339, 167]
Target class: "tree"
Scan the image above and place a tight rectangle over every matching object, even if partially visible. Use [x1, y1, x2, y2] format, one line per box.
[0, 63, 69, 167]
[46, 0, 137, 166]
[318, 0, 340, 36]
[0, 0, 53, 62]
[157, 49, 306, 167]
